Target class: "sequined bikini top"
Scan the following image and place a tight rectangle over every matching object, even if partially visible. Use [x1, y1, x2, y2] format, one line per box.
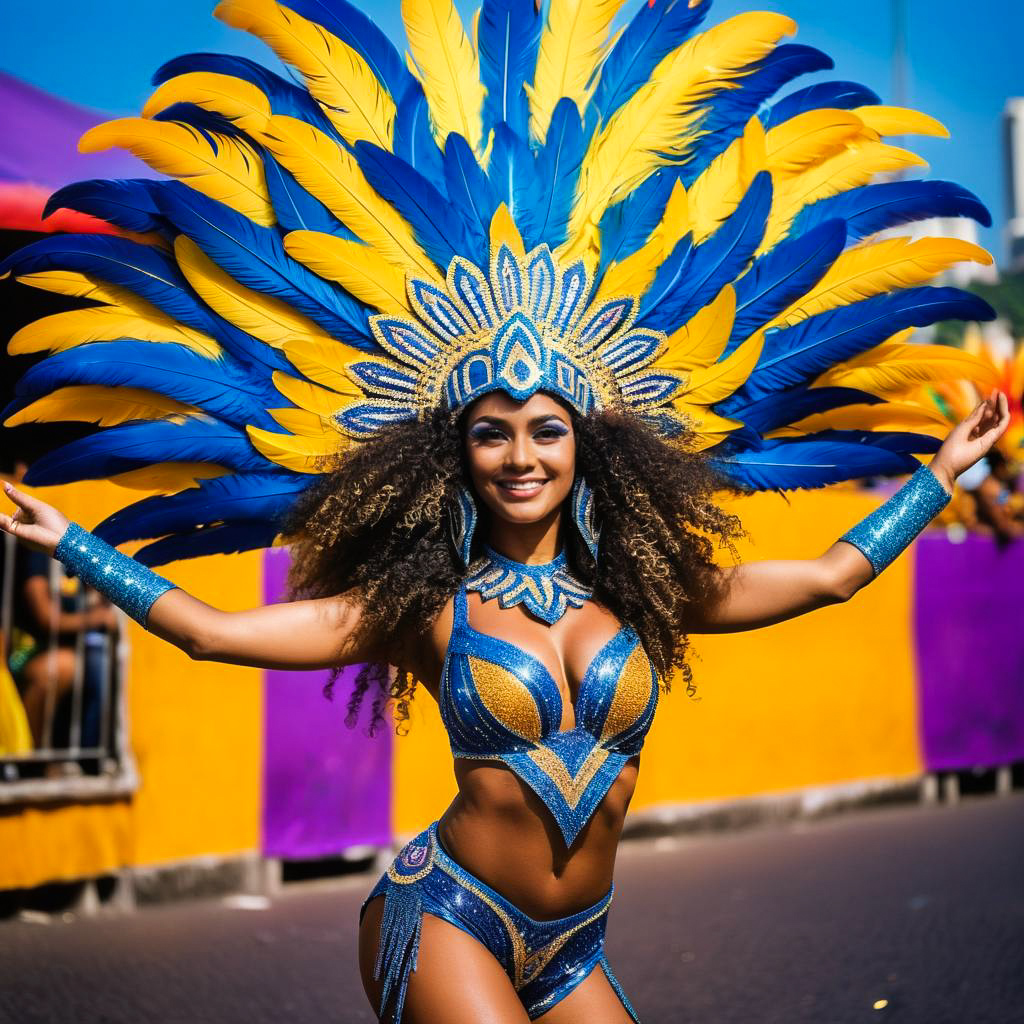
[440, 585, 659, 847]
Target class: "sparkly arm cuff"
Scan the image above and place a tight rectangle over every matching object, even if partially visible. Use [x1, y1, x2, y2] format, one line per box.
[54, 522, 176, 626]
[838, 464, 951, 577]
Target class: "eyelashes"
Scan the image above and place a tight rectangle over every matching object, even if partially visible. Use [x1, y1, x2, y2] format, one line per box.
[468, 420, 569, 442]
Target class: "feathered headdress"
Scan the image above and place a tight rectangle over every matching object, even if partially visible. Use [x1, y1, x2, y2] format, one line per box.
[1, 0, 1001, 564]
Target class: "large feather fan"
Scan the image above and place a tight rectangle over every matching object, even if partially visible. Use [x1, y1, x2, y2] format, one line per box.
[1, 0, 1000, 565]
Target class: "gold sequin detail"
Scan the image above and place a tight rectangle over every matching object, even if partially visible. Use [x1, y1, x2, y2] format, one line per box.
[468, 655, 543, 741]
[600, 644, 656, 743]
[526, 745, 609, 809]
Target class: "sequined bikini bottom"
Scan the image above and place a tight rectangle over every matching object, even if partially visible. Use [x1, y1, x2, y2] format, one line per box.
[360, 822, 640, 1023]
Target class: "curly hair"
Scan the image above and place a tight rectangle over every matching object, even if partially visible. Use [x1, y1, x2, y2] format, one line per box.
[282, 402, 743, 732]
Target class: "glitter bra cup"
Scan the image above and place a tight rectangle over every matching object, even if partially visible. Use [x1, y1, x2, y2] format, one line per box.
[441, 586, 659, 846]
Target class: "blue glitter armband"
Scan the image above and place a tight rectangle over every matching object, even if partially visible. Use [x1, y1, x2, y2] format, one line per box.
[54, 522, 175, 625]
[838, 464, 951, 577]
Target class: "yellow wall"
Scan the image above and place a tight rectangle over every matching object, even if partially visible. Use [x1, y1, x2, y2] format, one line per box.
[392, 487, 923, 836]
[0, 480, 263, 889]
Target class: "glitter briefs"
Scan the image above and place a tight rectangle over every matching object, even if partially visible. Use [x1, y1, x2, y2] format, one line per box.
[360, 822, 640, 1023]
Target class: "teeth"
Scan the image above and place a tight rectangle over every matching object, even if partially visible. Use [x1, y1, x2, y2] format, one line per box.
[502, 481, 542, 490]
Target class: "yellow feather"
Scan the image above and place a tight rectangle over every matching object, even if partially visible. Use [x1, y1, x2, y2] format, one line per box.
[654, 286, 736, 373]
[673, 402, 745, 440]
[215, 0, 394, 149]
[108, 463, 229, 492]
[766, 401, 949, 439]
[766, 237, 993, 330]
[401, 0, 485, 153]
[173, 236, 329, 347]
[9, 270, 121, 302]
[814, 342, 1000, 395]
[852, 105, 948, 139]
[527, 0, 629, 143]
[79, 117, 275, 227]
[283, 231, 410, 314]
[764, 110, 865, 178]
[687, 117, 766, 244]
[572, 13, 792, 237]
[246, 424, 348, 473]
[279, 339, 364, 396]
[678, 329, 764, 406]
[4, 386, 195, 428]
[762, 140, 927, 251]
[268, 408, 339, 435]
[271, 371, 351, 416]
[490, 204, 527, 264]
[142, 72, 271, 135]
[8, 304, 222, 359]
[255, 115, 440, 280]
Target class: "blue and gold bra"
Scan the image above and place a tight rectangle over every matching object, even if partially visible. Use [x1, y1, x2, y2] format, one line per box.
[440, 580, 659, 847]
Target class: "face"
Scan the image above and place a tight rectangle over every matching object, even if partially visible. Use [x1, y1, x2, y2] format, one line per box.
[464, 391, 576, 527]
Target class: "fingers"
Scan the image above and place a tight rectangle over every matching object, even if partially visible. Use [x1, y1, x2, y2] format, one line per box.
[2, 480, 40, 513]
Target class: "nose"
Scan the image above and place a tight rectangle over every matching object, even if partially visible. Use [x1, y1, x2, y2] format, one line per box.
[506, 430, 534, 471]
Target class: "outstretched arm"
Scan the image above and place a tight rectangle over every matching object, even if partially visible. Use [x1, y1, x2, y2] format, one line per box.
[0, 482, 387, 672]
[690, 391, 1010, 634]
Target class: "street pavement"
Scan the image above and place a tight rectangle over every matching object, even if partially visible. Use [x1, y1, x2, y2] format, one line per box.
[2, 793, 1022, 1024]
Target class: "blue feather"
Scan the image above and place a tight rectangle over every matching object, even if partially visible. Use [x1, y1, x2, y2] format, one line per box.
[800, 428, 942, 455]
[639, 172, 772, 328]
[710, 437, 919, 491]
[279, 0, 415, 102]
[681, 45, 833, 186]
[729, 219, 846, 348]
[791, 179, 992, 242]
[262, 151, 353, 236]
[134, 521, 280, 566]
[95, 472, 309, 544]
[151, 182, 375, 350]
[43, 179, 166, 235]
[151, 102, 242, 143]
[597, 171, 677, 277]
[762, 80, 881, 130]
[23, 419, 276, 487]
[593, 0, 710, 122]
[442, 134, 497, 265]
[392, 85, 447, 193]
[731, 385, 884, 434]
[488, 123, 537, 240]
[723, 287, 997, 407]
[151, 52, 340, 139]
[525, 99, 584, 249]
[479, 0, 542, 139]
[354, 141, 480, 270]
[9, 341, 277, 428]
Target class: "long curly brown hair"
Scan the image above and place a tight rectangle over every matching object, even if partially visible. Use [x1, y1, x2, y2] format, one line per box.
[282, 401, 743, 732]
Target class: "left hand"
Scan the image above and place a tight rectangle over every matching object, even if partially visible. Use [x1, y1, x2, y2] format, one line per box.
[929, 390, 1011, 492]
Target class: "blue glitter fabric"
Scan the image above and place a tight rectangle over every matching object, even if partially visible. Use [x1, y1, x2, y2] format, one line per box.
[465, 547, 592, 625]
[838, 464, 951, 576]
[361, 823, 641, 1024]
[54, 522, 175, 625]
[442, 584, 658, 847]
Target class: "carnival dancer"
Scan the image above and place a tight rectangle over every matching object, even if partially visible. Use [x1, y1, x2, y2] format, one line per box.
[0, 1, 1012, 1020]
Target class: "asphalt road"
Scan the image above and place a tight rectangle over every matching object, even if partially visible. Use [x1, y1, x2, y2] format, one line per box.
[2, 794, 1022, 1024]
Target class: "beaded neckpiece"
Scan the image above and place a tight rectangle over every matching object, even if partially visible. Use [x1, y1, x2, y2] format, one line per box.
[465, 547, 591, 625]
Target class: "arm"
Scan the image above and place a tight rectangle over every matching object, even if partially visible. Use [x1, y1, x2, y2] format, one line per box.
[690, 391, 1010, 634]
[0, 483, 388, 672]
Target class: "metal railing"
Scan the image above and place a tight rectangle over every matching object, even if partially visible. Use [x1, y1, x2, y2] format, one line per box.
[0, 531, 137, 802]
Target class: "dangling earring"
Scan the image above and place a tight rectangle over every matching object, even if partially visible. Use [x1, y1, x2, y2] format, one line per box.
[571, 476, 600, 562]
[448, 481, 478, 568]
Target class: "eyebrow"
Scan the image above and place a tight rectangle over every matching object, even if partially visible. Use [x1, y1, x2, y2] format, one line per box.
[469, 413, 569, 429]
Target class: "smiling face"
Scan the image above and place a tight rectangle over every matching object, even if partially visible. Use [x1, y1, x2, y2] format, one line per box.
[464, 391, 576, 530]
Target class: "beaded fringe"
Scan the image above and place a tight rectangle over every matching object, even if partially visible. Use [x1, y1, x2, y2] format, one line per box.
[600, 954, 642, 1024]
[374, 879, 424, 1023]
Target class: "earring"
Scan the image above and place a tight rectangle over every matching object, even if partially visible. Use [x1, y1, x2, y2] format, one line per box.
[448, 481, 478, 568]
[571, 476, 600, 561]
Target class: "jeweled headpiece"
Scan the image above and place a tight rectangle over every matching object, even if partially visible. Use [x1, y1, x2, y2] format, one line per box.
[1, 0, 999, 564]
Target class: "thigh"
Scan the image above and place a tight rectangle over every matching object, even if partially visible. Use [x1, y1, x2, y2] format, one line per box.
[533, 963, 636, 1024]
[359, 894, 531, 1024]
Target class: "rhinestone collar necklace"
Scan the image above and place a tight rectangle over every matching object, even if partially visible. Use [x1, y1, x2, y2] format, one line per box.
[464, 546, 592, 625]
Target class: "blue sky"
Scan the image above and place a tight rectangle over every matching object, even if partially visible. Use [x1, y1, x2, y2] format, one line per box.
[1, 0, 1021, 261]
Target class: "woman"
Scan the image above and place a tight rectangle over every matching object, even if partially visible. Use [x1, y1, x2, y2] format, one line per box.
[0, 1, 1011, 1020]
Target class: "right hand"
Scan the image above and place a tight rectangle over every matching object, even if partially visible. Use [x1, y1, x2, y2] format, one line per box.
[0, 482, 70, 556]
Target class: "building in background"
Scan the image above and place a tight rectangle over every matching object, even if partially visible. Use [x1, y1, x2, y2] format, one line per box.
[1005, 97, 1024, 272]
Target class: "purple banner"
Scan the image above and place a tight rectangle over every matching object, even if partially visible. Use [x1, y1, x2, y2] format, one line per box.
[914, 534, 1024, 771]
[262, 548, 391, 859]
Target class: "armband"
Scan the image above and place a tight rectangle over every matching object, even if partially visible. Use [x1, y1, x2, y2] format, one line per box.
[838, 464, 951, 577]
[54, 522, 175, 625]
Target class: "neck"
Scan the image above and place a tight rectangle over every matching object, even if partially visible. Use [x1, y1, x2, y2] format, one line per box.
[486, 509, 562, 565]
